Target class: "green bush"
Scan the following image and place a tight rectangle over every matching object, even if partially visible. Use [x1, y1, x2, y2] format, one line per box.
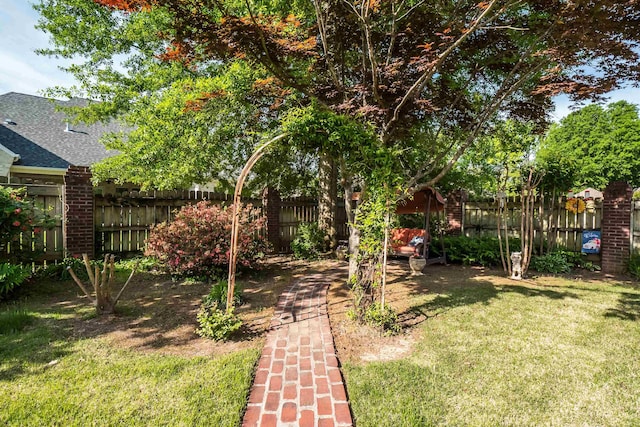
[0, 263, 31, 298]
[530, 252, 572, 274]
[35, 257, 117, 282]
[195, 280, 244, 341]
[628, 252, 640, 279]
[530, 249, 601, 274]
[430, 235, 521, 267]
[0, 308, 34, 334]
[203, 280, 244, 310]
[291, 222, 326, 259]
[196, 305, 242, 341]
[116, 256, 162, 273]
[1, 186, 56, 261]
[362, 302, 401, 335]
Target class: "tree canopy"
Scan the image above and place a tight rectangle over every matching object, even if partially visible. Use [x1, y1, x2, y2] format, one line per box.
[35, 0, 640, 195]
[538, 100, 640, 189]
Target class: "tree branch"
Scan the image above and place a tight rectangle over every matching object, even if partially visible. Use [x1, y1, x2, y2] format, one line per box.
[383, 0, 502, 140]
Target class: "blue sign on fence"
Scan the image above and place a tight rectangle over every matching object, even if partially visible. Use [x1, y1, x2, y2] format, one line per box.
[582, 231, 601, 254]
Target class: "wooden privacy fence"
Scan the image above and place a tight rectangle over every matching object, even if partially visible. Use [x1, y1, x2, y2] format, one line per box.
[95, 190, 348, 256]
[1, 184, 64, 261]
[95, 190, 262, 255]
[463, 196, 603, 253]
[279, 196, 349, 251]
[10, 182, 637, 263]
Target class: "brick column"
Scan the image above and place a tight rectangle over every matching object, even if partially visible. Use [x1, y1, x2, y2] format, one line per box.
[63, 166, 95, 258]
[601, 181, 632, 274]
[446, 190, 466, 235]
[262, 187, 281, 253]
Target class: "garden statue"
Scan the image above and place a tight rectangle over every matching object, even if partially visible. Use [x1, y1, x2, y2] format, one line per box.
[511, 252, 523, 280]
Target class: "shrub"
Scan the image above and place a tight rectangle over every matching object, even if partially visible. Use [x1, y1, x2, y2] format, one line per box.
[0, 308, 34, 334]
[145, 202, 269, 278]
[196, 305, 242, 341]
[530, 249, 601, 274]
[0, 263, 31, 298]
[363, 302, 401, 335]
[530, 252, 572, 274]
[628, 252, 640, 279]
[116, 256, 162, 273]
[291, 222, 326, 259]
[203, 280, 244, 309]
[1, 186, 55, 260]
[34, 257, 90, 281]
[430, 235, 521, 267]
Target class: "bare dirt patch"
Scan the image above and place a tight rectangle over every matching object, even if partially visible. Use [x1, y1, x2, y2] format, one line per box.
[31, 257, 331, 357]
[26, 256, 629, 361]
[26, 256, 372, 358]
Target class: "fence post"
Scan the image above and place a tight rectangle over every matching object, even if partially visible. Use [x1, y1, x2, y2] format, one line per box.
[263, 187, 281, 253]
[601, 181, 632, 274]
[446, 189, 466, 235]
[63, 166, 95, 258]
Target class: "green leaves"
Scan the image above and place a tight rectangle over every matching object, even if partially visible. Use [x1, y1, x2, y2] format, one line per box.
[539, 101, 640, 189]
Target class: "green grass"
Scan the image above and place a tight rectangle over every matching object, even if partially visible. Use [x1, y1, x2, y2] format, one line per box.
[344, 278, 640, 426]
[0, 281, 260, 426]
[0, 308, 34, 334]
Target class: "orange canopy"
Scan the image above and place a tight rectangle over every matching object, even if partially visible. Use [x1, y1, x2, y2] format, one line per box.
[395, 186, 445, 215]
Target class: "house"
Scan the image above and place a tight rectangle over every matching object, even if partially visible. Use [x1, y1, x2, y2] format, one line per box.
[0, 92, 120, 185]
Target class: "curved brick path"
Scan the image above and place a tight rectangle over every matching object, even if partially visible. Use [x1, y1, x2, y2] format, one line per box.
[242, 274, 353, 427]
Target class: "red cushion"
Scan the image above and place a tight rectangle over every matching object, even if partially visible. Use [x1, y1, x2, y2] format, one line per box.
[390, 228, 425, 250]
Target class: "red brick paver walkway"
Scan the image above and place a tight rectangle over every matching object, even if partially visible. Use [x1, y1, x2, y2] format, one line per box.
[242, 274, 353, 427]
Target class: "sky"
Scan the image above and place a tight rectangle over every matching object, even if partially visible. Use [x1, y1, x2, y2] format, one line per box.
[1, 1, 639, 121]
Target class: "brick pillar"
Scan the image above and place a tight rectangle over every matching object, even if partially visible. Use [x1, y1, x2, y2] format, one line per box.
[63, 166, 94, 258]
[262, 187, 281, 253]
[446, 190, 466, 235]
[601, 181, 632, 274]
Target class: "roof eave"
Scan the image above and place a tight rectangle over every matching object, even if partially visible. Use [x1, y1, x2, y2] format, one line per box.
[10, 165, 68, 176]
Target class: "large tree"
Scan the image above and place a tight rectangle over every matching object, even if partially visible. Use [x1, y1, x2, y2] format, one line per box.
[538, 100, 640, 189]
[36, 0, 640, 314]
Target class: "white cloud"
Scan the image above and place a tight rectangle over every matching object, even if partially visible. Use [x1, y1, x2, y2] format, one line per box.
[0, 1, 77, 96]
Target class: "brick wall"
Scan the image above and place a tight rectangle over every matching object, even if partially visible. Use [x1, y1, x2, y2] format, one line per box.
[64, 166, 94, 258]
[601, 181, 632, 274]
[446, 190, 466, 235]
[263, 187, 281, 253]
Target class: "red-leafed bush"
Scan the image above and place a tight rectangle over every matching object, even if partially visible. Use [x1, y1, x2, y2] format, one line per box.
[145, 201, 269, 278]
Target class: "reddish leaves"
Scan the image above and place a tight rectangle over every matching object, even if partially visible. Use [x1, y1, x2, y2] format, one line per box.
[94, 0, 151, 11]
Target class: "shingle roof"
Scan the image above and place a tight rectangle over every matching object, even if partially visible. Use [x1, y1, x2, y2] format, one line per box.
[0, 92, 120, 168]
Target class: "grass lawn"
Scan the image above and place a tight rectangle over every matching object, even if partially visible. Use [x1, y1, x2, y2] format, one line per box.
[334, 265, 640, 426]
[0, 259, 302, 427]
[0, 332, 258, 426]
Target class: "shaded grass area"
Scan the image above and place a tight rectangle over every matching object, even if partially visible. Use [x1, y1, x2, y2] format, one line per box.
[0, 275, 262, 426]
[344, 275, 640, 426]
[0, 316, 259, 426]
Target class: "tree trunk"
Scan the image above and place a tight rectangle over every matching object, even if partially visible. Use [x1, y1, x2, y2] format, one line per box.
[341, 168, 360, 282]
[548, 187, 557, 252]
[497, 197, 507, 273]
[318, 153, 337, 251]
[539, 190, 545, 255]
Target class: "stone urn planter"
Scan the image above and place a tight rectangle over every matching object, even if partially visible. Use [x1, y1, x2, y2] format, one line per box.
[409, 256, 426, 275]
